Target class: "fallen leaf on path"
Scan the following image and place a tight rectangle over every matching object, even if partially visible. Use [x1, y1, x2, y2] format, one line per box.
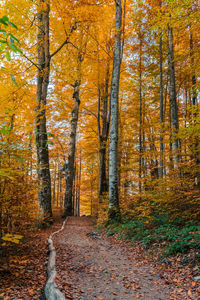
[28, 289, 35, 295]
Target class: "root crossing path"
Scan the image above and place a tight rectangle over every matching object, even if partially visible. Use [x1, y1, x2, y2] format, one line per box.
[54, 216, 172, 300]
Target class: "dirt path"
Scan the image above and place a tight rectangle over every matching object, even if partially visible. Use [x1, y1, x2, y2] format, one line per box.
[54, 216, 174, 300]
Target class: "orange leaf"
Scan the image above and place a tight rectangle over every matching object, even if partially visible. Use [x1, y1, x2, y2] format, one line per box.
[28, 290, 35, 296]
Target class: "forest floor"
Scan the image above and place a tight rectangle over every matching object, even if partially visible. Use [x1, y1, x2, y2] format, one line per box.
[0, 216, 199, 299]
[54, 216, 199, 300]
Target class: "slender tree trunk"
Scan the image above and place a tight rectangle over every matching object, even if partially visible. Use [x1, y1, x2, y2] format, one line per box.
[189, 31, 197, 107]
[189, 30, 200, 188]
[52, 163, 56, 205]
[59, 175, 62, 208]
[56, 160, 60, 208]
[78, 150, 81, 216]
[35, 1, 52, 222]
[159, 33, 164, 178]
[138, 31, 143, 193]
[168, 26, 179, 168]
[98, 61, 110, 197]
[99, 146, 108, 195]
[64, 80, 81, 216]
[108, 0, 122, 220]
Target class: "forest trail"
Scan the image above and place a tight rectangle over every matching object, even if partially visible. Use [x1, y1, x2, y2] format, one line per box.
[54, 216, 172, 300]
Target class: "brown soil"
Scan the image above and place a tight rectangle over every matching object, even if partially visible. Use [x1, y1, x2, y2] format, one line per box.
[54, 216, 173, 300]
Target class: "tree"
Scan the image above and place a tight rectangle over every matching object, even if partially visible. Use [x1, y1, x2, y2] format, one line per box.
[97, 51, 111, 198]
[168, 25, 180, 168]
[63, 78, 81, 216]
[108, 0, 123, 220]
[35, 0, 52, 223]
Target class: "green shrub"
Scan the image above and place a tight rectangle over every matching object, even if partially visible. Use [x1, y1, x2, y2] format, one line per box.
[105, 214, 200, 257]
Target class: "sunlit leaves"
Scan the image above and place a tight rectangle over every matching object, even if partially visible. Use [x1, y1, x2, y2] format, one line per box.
[1, 233, 23, 244]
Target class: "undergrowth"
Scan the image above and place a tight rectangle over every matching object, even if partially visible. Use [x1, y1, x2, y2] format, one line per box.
[104, 214, 200, 259]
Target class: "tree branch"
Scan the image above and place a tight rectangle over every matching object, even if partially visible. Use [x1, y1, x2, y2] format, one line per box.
[50, 24, 77, 59]
[81, 106, 98, 119]
[22, 53, 40, 70]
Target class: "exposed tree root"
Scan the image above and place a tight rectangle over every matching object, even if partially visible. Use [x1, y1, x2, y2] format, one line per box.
[43, 218, 68, 300]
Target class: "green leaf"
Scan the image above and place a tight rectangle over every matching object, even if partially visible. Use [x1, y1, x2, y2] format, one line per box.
[8, 33, 20, 44]
[10, 74, 18, 86]
[8, 43, 22, 54]
[47, 132, 55, 138]
[0, 19, 8, 27]
[10, 36, 14, 45]
[8, 43, 18, 52]
[1, 16, 9, 23]
[8, 21, 18, 30]
[6, 51, 11, 61]
[0, 43, 6, 52]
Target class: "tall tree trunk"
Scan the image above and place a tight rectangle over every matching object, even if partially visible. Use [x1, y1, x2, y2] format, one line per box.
[189, 31, 197, 107]
[52, 163, 56, 205]
[139, 49, 142, 193]
[59, 174, 62, 208]
[168, 26, 179, 168]
[98, 60, 110, 198]
[159, 33, 164, 178]
[108, 0, 122, 220]
[35, 6, 76, 222]
[189, 30, 200, 188]
[35, 1, 52, 222]
[138, 29, 144, 193]
[78, 149, 81, 216]
[64, 80, 81, 216]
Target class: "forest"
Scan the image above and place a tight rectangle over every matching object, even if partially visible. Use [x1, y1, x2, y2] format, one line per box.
[0, 0, 200, 299]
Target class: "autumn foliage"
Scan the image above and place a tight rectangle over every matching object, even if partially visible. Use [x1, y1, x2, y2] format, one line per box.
[0, 0, 199, 252]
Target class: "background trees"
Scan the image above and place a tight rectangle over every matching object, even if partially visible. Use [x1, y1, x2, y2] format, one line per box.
[0, 0, 199, 234]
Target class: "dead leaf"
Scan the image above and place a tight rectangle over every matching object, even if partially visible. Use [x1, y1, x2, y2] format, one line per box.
[192, 281, 196, 287]
[28, 290, 35, 296]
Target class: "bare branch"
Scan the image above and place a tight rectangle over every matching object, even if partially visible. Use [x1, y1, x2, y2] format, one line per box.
[22, 53, 40, 70]
[50, 24, 77, 59]
[81, 106, 98, 119]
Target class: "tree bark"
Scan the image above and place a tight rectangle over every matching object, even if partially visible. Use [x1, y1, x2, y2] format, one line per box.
[98, 60, 110, 198]
[35, 1, 52, 222]
[159, 33, 164, 178]
[108, 0, 122, 220]
[35, 4, 77, 222]
[189, 30, 200, 188]
[139, 32, 143, 194]
[64, 80, 81, 216]
[189, 31, 197, 107]
[168, 26, 180, 168]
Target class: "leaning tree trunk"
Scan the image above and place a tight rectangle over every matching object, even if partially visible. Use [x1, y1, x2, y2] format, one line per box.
[35, 1, 52, 222]
[64, 80, 81, 216]
[168, 26, 180, 168]
[108, 0, 122, 220]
